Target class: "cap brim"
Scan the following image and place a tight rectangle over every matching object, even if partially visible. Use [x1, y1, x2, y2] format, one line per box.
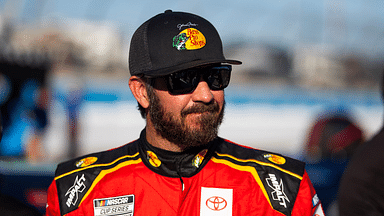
[141, 59, 242, 78]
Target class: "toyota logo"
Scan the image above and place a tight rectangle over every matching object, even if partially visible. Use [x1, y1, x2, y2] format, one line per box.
[206, 196, 227, 211]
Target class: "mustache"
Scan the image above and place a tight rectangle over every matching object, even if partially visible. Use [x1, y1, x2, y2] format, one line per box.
[181, 102, 220, 117]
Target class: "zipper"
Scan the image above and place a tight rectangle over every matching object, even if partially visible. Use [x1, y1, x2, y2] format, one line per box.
[175, 156, 186, 191]
[180, 177, 185, 191]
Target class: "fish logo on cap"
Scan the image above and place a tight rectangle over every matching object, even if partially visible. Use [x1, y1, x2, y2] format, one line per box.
[173, 28, 206, 51]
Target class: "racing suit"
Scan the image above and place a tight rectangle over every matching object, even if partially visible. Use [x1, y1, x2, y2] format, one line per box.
[46, 130, 324, 216]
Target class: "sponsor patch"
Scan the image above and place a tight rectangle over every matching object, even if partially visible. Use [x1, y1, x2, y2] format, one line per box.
[172, 28, 206, 51]
[94, 195, 134, 216]
[192, 149, 208, 168]
[75, 157, 98, 168]
[147, 151, 161, 167]
[65, 174, 87, 208]
[200, 187, 232, 216]
[264, 154, 286, 165]
[312, 203, 325, 216]
[312, 194, 320, 207]
[266, 173, 290, 208]
[311, 194, 325, 216]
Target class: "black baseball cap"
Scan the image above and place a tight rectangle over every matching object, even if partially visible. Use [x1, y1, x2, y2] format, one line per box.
[129, 10, 242, 77]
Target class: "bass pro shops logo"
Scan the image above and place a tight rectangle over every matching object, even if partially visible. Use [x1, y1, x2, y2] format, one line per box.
[266, 174, 290, 208]
[65, 174, 86, 207]
[172, 26, 206, 51]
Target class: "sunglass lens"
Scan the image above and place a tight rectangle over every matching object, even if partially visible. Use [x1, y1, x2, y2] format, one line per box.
[168, 70, 199, 94]
[206, 66, 231, 90]
[167, 65, 231, 94]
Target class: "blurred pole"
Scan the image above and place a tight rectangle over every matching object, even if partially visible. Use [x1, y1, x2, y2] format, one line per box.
[67, 84, 83, 159]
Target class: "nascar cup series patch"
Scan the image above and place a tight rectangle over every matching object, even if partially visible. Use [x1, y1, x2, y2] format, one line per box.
[94, 195, 134, 216]
[172, 28, 206, 51]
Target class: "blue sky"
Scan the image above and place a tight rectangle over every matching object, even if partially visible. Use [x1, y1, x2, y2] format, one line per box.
[2, 0, 384, 55]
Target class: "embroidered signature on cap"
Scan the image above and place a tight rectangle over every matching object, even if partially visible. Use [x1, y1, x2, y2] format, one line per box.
[177, 22, 198, 30]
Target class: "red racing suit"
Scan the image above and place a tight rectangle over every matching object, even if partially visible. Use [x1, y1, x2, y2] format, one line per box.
[46, 130, 324, 216]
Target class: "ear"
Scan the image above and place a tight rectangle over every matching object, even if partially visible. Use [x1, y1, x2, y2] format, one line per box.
[129, 76, 150, 109]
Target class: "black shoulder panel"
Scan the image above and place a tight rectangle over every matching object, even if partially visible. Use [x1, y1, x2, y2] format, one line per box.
[54, 140, 140, 215]
[215, 138, 306, 216]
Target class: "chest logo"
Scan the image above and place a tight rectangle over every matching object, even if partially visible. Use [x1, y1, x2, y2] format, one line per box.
[65, 174, 86, 207]
[266, 174, 290, 208]
[200, 187, 233, 216]
[206, 196, 227, 211]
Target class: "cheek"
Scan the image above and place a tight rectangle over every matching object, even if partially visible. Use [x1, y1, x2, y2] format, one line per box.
[155, 90, 189, 115]
[212, 90, 225, 107]
[153, 89, 225, 115]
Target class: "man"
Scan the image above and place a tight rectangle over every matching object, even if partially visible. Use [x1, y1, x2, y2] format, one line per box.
[46, 10, 324, 216]
[303, 111, 363, 214]
[338, 71, 384, 216]
[0, 116, 43, 216]
[0, 51, 51, 161]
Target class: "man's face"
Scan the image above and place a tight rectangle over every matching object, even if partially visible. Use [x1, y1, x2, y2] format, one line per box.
[147, 76, 225, 149]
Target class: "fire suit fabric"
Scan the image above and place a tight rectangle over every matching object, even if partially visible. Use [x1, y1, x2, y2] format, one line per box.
[46, 130, 323, 216]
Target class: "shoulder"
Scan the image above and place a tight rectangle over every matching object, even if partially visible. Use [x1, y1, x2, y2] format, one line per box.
[357, 128, 384, 159]
[55, 140, 141, 178]
[338, 129, 384, 215]
[215, 138, 305, 177]
[344, 128, 384, 175]
[52, 140, 141, 215]
[340, 128, 384, 188]
[213, 138, 308, 215]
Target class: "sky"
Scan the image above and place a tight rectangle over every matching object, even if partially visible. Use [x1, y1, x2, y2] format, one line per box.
[2, 0, 384, 56]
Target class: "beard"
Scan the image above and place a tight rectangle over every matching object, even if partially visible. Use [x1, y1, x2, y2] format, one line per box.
[148, 91, 225, 150]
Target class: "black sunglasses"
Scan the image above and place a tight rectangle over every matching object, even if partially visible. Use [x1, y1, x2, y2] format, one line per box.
[150, 65, 232, 95]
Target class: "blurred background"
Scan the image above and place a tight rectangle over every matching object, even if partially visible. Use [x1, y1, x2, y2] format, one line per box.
[0, 0, 383, 214]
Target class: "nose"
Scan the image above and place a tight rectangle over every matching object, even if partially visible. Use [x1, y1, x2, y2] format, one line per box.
[191, 80, 214, 104]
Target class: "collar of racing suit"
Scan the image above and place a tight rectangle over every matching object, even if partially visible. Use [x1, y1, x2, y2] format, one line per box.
[138, 129, 218, 178]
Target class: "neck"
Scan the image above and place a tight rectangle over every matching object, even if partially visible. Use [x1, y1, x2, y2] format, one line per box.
[145, 124, 185, 152]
